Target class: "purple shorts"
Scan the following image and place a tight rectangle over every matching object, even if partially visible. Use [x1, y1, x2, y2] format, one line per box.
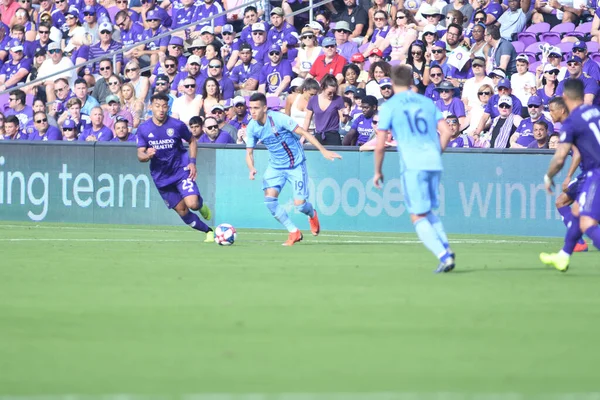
[578, 169, 600, 221]
[565, 173, 586, 200]
[157, 177, 201, 209]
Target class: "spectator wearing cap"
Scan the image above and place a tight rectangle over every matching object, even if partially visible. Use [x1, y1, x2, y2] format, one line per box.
[288, 78, 319, 133]
[477, 95, 521, 148]
[27, 47, 47, 85]
[5, 89, 33, 132]
[339, 63, 361, 96]
[103, 94, 134, 132]
[473, 77, 522, 135]
[248, 22, 271, 65]
[140, 10, 170, 67]
[57, 97, 92, 136]
[484, 25, 516, 75]
[307, 37, 347, 84]
[74, 78, 100, 116]
[0, 39, 32, 91]
[268, 7, 300, 61]
[198, 115, 234, 144]
[430, 40, 449, 76]
[258, 43, 292, 97]
[435, 80, 466, 127]
[304, 74, 345, 145]
[307, 19, 327, 46]
[366, 61, 390, 99]
[462, 57, 493, 112]
[111, 118, 137, 142]
[171, 55, 203, 96]
[79, 106, 113, 141]
[564, 41, 600, 82]
[294, 26, 322, 79]
[36, 41, 76, 91]
[421, 24, 438, 49]
[526, 120, 550, 149]
[115, 10, 146, 64]
[202, 57, 235, 100]
[556, 56, 599, 105]
[146, 75, 174, 119]
[535, 47, 565, 87]
[229, 43, 261, 94]
[488, 68, 506, 89]
[211, 103, 238, 140]
[378, 9, 418, 62]
[366, 48, 383, 64]
[229, 95, 251, 131]
[497, 0, 526, 41]
[89, 22, 123, 74]
[417, 4, 443, 33]
[510, 95, 555, 148]
[189, 116, 203, 139]
[172, 77, 202, 126]
[81, 6, 100, 44]
[378, 77, 394, 104]
[29, 111, 62, 141]
[424, 64, 445, 101]
[139, 0, 172, 28]
[511, 54, 536, 107]
[446, 115, 474, 148]
[171, 0, 197, 31]
[63, 7, 82, 39]
[343, 94, 377, 146]
[62, 119, 79, 141]
[536, 63, 559, 111]
[192, 0, 226, 35]
[332, 21, 359, 62]
[220, 24, 241, 71]
[81, 0, 110, 26]
[349, 53, 369, 84]
[331, 0, 369, 41]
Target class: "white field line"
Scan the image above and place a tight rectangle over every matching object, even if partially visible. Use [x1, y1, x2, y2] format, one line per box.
[0, 238, 551, 244]
[2, 394, 600, 400]
[0, 224, 554, 243]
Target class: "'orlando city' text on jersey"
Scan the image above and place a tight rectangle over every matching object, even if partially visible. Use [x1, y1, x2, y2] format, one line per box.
[378, 90, 444, 172]
[246, 111, 305, 169]
[137, 117, 192, 188]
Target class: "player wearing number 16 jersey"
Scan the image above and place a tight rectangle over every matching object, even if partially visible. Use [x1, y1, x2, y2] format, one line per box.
[373, 66, 456, 273]
[137, 93, 214, 242]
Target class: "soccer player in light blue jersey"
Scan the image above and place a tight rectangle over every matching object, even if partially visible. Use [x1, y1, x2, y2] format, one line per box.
[373, 65, 456, 273]
[246, 93, 342, 246]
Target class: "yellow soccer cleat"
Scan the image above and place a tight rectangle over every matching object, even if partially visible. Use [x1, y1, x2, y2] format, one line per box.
[204, 230, 215, 243]
[200, 204, 211, 220]
[539, 252, 569, 272]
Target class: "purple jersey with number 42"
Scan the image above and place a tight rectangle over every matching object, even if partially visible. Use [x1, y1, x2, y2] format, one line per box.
[137, 116, 192, 188]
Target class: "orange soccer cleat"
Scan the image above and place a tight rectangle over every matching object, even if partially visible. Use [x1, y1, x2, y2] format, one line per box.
[574, 241, 589, 252]
[309, 210, 321, 236]
[283, 230, 303, 246]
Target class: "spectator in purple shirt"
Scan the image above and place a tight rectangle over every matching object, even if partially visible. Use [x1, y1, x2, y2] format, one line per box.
[423, 65, 445, 102]
[79, 106, 114, 141]
[268, 7, 299, 61]
[510, 95, 555, 148]
[115, 10, 145, 66]
[526, 120, 550, 149]
[5, 89, 33, 132]
[111, 118, 137, 142]
[230, 43, 261, 93]
[258, 43, 292, 97]
[198, 116, 234, 143]
[88, 22, 123, 74]
[140, 9, 170, 67]
[202, 57, 235, 100]
[447, 114, 474, 148]
[139, 0, 172, 27]
[304, 74, 345, 145]
[0, 39, 32, 91]
[192, 0, 226, 35]
[171, 0, 196, 31]
[333, 21, 359, 62]
[103, 94, 134, 132]
[249, 22, 271, 66]
[556, 56, 599, 106]
[566, 41, 600, 82]
[29, 111, 63, 141]
[50, 0, 70, 35]
[343, 95, 377, 146]
[435, 80, 466, 127]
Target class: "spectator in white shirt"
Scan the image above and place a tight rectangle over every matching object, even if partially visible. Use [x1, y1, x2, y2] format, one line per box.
[511, 54, 536, 109]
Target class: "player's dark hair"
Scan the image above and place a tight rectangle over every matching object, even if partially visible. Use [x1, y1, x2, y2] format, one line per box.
[390, 65, 413, 87]
[74, 78, 88, 87]
[534, 120, 548, 130]
[189, 116, 203, 126]
[447, 23, 463, 36]
[244, 6, 257, 14]
[301, 78, 320, 93]
[151, 93, 170, 103]
[5, 115, 19, 126]
[320, 74, 338, 91]
[10, 89, 25, 104]
[33, 111, 47, 120]
[239, 43, 253, 52]
[485, 25, 501, 40]
[549, 97, 566, 108]
[249, 92, 267, 106]
[563, 78, 585, 102]
[11, 24, 25, 33]
[342, 63, 360, 79]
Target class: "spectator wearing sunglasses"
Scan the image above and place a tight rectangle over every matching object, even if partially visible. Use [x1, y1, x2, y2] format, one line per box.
[115, 10, 145, 65]
[510, 95, 555, 148]
[430, 40, 449, 76]
[49, 0, 70, 35]
[477, 95, 521, 148]
[198, 115, 234, 144]
[536, 63, 559, 111]
[556, 55, 598, 105]
[435, 81, 466, 127]
[307, 37, 347, 84]
[172, 77, 202, 126]
[21, 21, 51, 60]
[81, 5, 101, 44]
[152, 56, 179, 85]
[462, 57, 493, 113]
[220, 24, 240, 71]
[258, 43, 292, 97]
[29, 111, 63, 141]
[446, 115, 474, 148]
[563, 41, 600, 83]
[61, 119, 79, 141]
[36, 42, 76, 89]
[294, 27, 322, 79]
[465, 83, 492, 135]
[424, 65, 445, 102]
[140, 9, 170, 67]
[146, 74, 174, 119]
[535, 46, 565, 87]
[88, 22, 123, 74]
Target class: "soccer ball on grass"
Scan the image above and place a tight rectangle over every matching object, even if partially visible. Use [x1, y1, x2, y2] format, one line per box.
[214, 223, 237, 246]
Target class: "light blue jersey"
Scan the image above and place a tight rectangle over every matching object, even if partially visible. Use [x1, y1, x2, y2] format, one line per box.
[246, 111, 306, 169]
[378, 90, 444, 171]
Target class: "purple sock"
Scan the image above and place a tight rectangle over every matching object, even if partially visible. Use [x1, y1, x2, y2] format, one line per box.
[585, 225, 600, 250]
[558, 205, 585, 245]
[562, 217, 583, 255]
[181, 211, 211, 232]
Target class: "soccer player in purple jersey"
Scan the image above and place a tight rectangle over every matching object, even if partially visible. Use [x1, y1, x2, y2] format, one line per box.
[541, 79, 600, 272]
[137, 93, 214, 243]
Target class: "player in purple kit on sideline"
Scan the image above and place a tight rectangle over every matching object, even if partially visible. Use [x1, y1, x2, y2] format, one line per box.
[137, 93, 214, 243]
[541, 79, 600, 271]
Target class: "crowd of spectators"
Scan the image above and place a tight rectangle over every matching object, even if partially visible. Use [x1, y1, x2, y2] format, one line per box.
[0, 0, 598, 150]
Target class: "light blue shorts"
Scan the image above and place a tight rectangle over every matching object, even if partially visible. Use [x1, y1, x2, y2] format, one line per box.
[262, 162, 309, 200]
[401, 170, 441, 215]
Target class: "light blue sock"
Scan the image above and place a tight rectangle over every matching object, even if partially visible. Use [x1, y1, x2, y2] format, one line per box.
[265, 196, 297, 232]
[414, 218, 449, 261]
[295, 201, 315, 218]
[426, 211, 450, 250]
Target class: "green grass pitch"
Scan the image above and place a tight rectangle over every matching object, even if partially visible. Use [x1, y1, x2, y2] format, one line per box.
[1, 222, 600, 399]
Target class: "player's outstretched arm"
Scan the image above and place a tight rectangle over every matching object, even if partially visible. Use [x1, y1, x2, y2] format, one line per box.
[563, 145, 581, 192]
[545, 142, 573, 193]
[437, 119, 453, 151]
[294, 126, 342, 161]
[246, 148, 257, 180]
[137, 147, 156, 163]
[373, 129, 387, 189]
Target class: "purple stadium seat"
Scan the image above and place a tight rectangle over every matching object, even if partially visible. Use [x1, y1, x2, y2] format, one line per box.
[590, 53, 600, 65]
[551, 22, 575, 34]
[529, 60, 541, 73]
[524, 42, 543, 55]
[516, 32, 537, 48]
[539, 32, 561, 45]
[267, 95, 282, 110]
[565, 22, 593, 38]
[587, 42, 599, 53]
[0, 94, 8, 112]
[526, 22, 551, 34]
[555, 42, 574, 54]
[521, 53, 536, 64]
[512, 41, 525, 54]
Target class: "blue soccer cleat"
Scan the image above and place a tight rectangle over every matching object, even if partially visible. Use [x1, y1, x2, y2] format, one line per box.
[434, 256, 455, 274]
